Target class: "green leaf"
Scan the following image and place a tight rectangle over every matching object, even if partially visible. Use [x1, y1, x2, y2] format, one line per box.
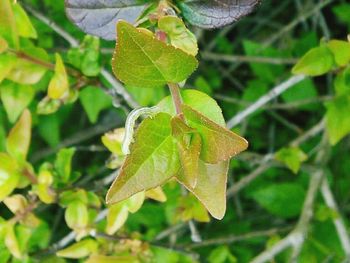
[177, 194, 210, 222]
[48, 53, 69, 99]
[177, 160, 229, 220]
[208, 246, 237, 263]
[327, 40, 350, 67]
[158, 16, 198, 56]
[7, 47, 49, 85]
[6, 109, 31, 161]
[275, 147, 308, 174]
[171, 116, 201, 188]
[54, 148, 76, 183]
[101, 128, 125, 155]
[0, 82, 35, 123]
[12, 3, 37, 39]
[0, 53, 17, 84]
[0, 153, 20, 202]
[0, 37, 8, 54]
[182, 104, 248, 164]
[325, 95, 350, 145]
[65, 201, 89, 231]
[79, 86, 112, 124]
[106, 113, 179, 204]
[0, 0, 18, 48]
[292, 46, 334, 76]
[38, 114, 61, 147]
[250, 183, 306, 218]
[4, 223, 22, 259]
[105, 203, 129, 235]
[334, 66, 350, 96]
[112, 21, 198, 88]
[86, 255, 139, 263]
[56, 239, 97, 259]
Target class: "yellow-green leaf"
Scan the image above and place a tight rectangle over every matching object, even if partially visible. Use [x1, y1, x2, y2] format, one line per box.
[0, 153, 20, 202]
[182, 104, 248, 164]
[275, 147, 308, 174]
[0, 82, 35, 123]
[101, 128, 125, 155]
[5, 223, 22, 259]
[86, 255, 139, 263]
[112, 20, 198, 88]
[0, 0, 18, 48]
[0, 36, 8, 53]
[158, 16, 198, 56]
[145, 187, 167, 202]
[327, 40, 350, 67]
[106, 113, 179, 204]
[48, 53, 69, 99]
[56, 239, 97, 259]
[12, 3, 37, 39]
[105, 203, 129, 235]
[177, 160, 229, 220]
[6, 109, 31, 161]
[177, 194, 210, 222]
[65, 201, 89, 231]
[0, 53, 17, 83]
[292, 46, 334, 76]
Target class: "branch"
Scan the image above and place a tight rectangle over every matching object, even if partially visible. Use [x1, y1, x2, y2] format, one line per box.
[227, 75, 306, 128]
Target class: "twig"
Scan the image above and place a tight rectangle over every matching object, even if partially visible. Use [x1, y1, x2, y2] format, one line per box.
[168, 83, 183, 116]
[321, 179, 350, 258]
[227, 75, 306, 128]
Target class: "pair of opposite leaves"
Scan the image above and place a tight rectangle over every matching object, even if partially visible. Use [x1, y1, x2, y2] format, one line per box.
[65, 0, 261, 40]
[106, 21, 248, 219]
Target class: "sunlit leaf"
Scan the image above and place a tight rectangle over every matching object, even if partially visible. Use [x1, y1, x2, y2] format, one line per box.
[178, 0, 261, 29]
[105, 203, 129, 235]
[5, 223, 22, 259]
[86, 255, 139, 263]
[106, 113, 179, 204]
[112, 21, 198, 88]
[65, 0, 150, 40]
[182, 105, 248, 164]
[56, 239, 97, 259]
[65, 201, 89, 231]
[102, 128, 125, 155]
[12, 3, 37, 39]
[327, 40, 350, 67]
[0, 53, 17, 83]
[0, 153, 20, 202]
[54, 148, 76, 183]
[6, 109, 31, 161]
[145, 187, 167, 202]
[0, 37, 8, 54]
[0, 0, 18, 48]
[275, 147, 308, 174]
[48, 53, 69, 99]
[0, 82, 35, 123]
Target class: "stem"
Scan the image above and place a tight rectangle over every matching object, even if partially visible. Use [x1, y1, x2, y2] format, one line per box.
[168, 83, 183, 116]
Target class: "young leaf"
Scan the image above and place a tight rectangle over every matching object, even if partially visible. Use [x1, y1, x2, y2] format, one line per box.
[106, 203, 129, 235]
[171, 116, 201, 188]
[48, 53, 69, 99]
[177, 160, 229, 220]
[182, 104, 248, 164]
[0, 153, 20, 202]
[102, 128, 125, 155]
[5, 223, 22, 259]
[106, 113, 180, 204]
[275, 147, 308, 174]
[178, 0, 261, 29]
[65, 201, 89, 231]
[327, 40, 350, 67]
[292, 46, 334, 76]
[325, 95, 350, 145]
[0, 82, 35, 123]
[112, 21, 198, 88]
[158, 16, 198, 56]
[145, 187, 167, 202]
[0, 53, 17, 83]
[12, 3, 37, 39]
[65, 0, 149, 40]
[54, 148, 76, 183]
[6, 109, 31, 161]
[0, 37, 8, 54]
[56, 239, 97, 259]
[79, 86, 112, 124]
[177, 194, 210, 222]
[0, 0, 18, 48]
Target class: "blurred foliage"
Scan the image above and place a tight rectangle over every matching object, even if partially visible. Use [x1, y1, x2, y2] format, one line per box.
[0, 0, 350, 262]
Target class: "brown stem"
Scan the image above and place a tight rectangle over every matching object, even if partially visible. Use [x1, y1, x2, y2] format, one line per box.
[168, 83, 183, 117]
[22, 168, 38, 184]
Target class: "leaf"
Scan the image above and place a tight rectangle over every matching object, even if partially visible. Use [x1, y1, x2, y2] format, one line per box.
[7, 47, 49, 85]
[325, 95, 350, 145]
[5, 223, 22, 259]
[54, 148, 76, 183]
[250, 183, 306, 218]
[65, 0, 149, 40]
[56, 239, 97, 259]
[86, 255, 139, 263]
[292, 46, 334, 76]
[12, 3, 37, 39]
[327, 40, 350, 67]
[0, 153, 20, 202]
[0, 0, 18, 48]
[6, 109, 31, 161]
[38, 114, 61, 147]
[275, 147, 308, 174]
[158, 16, 198, 56]
[112, 21, 198, 88]
[102, 128, 125, 155]
[0, 53, 17, 83]
[177, 194, 210, 222]
[178, 0, 261, 29]
[0, 37, 8, 54]
[126, 191, 145, 213]
[0, 82, 35, 123]
[79, 86, 112, 124]
[334, 66, 350, 96]
[182, 104, 248, 164]
[65, 201, 89, 231]
[106, 113, 179, 204]
[177, 160, 229, 220]
[48, 53, 69, 99]
[145, 187, 167, 202]
[105, 203, 129, 235]
[171, 116, 201, 188]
